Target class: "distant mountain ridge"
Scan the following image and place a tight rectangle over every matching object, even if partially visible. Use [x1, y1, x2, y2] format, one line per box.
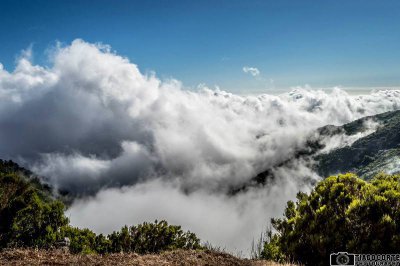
[249, 110, 400, 190]
[316, 110, 400, 179]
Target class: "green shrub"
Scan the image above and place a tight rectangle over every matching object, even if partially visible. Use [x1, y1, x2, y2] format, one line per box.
[109, 220, 201, 254]
[0, 166, 68, 249]
[60, 220, 202, 255]
[60, 226, 97, 254]
[0, 160, 202, 254]
[262, 173, 400, 265]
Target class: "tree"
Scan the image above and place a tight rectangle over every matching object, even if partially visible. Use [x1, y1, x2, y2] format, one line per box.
[108, 225, 131, 253]
[108, 220, 201, 254]
[60, 226, 97, 254]
[262, 173, 400, 265]
[130, 220, 201, 253]
[0, 167, 68, 249]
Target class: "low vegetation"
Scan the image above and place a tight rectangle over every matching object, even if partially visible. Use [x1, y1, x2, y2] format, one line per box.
[61, 220, 201, 254]
[3, 159, 400, 265]
[0, 160, 200, 255]
[262, 173, 400, 265]
[0, 160, 68, 249]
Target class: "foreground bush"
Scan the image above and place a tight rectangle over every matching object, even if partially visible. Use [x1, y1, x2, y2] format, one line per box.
[108, 220, 201, 254]
[262, 173, 400, 265]
[0, 160, 201, 254]
[61, 220, 201, 254]
[0, 161, 68, 248]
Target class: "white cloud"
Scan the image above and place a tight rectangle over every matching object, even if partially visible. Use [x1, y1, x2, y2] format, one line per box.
[0, 39, 400, 254]
[67, 174, 313, 255]
[242, 66, 260, 77]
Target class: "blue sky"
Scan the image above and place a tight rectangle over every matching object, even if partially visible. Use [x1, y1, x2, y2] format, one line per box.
[1, 0, 400, 92]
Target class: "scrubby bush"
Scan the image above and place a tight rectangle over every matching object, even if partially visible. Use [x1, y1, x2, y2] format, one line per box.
[60, 220, 201, 254]
[0, 160, 201, 255]
[0, 162, 69, 248]
[108, 220, 201, 254]
[60, 226, 98, 254]
[262, 173, 400, 265]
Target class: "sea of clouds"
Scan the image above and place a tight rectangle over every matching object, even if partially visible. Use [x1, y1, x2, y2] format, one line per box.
[1, 39, 400, 254]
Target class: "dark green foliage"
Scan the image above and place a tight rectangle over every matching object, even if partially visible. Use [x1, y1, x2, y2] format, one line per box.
[0, 161, 69, 249]
[261, 228, 286, 262]
[0, 160, 201, 254]
[262, 173, 400, 265]
[108, 220, 202, 254]
[59, 220, 201, 254]
[108, 225, 131, 253]
[60, 226, 97, 254]
[94, 234, 112, 254]
[131, 220, 201, 253]
[0, 160, 33, 176]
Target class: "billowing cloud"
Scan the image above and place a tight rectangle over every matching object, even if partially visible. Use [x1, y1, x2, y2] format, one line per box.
[1, 39, 400, 254]
[243, 66, 260, 77]
[66, 174, 312, 255]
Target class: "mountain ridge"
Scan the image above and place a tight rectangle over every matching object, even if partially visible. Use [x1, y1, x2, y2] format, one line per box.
[317, 109, 400, 179]
[249, 109, 400, 189]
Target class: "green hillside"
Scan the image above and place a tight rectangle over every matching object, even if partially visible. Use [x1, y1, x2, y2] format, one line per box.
[316, 110, 400, 179]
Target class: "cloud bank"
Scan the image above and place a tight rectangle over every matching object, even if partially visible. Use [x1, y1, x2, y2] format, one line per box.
[1, 39, 400, 254]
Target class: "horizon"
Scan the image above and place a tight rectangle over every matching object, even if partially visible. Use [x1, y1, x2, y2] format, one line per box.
[1, 0, 400, 92]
